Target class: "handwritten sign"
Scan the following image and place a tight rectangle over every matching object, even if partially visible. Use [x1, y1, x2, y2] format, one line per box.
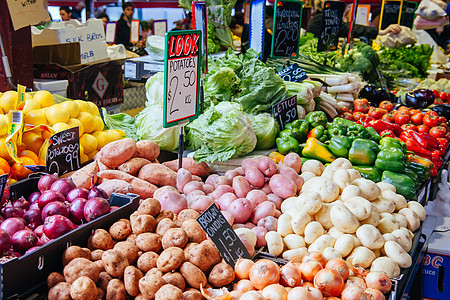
[272, 95, 298, 130]
[153, 20, 168, 37]
[271, 0, 303, 58]
[192, 1, 208, 73]
[277, 63, 308, 83]
[130, 20, 140, 43]
[380, 0, 403, 30]
[105, 22, 117, 44]
[46, 127, 80, 176]
[197, 204, 252, 267]
[400, 1, 417, 28]
[6, 0, 50, 31]
[163, 30, 202, 128]
[249, 0, 266, 59]
[317, 1, 345, 52]
[0, 174, 7, 202]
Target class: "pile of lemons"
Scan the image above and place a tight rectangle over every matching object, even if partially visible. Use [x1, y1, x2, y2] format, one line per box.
[0, 90, 125, 179]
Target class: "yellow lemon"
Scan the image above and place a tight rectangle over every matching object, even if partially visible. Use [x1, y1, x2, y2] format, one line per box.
[67, 118, 84, 136]
[60, 101, 80, 118]
[24, 93, 33, 100]
[79, 144, 85, 156]
[52, 122, 71, 133]
[0, 106, 4, 114]
[0, 91, 18, 113]
[22, 99, 41, 115]
[87, 102, 100, 116]
[0, 138, 12, 161]
[87, 150, 98, 160]
[74, 100, 90, 113]
[24, 109, 47, 126]
[46, 106, 70, 125]
[77, 112, 95, 133]
[80, 153, 89, 164]
[0, 115, 7, 137]
[80, 133, 98, 154]
[105, 129, 121, 142]
[33, 90, 54, 108]
[94, 116, 105, 131]
[92, 130, 108, 150]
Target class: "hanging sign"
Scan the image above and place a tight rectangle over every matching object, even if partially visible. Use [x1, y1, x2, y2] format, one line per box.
[197, 203, 252, 267]
[249, 0, 266, 59]
[400, 1, 418, 28]
[46, 127, 80, 176]
[163, 30, 202, 128]
[105, 22, 117, 44]
[192, 1, 208, 73]
[317, 1, 346, 52]
[6, 0, 50, 31]
[130, 20, 140, 43]
[271, 0, 303, 58]
[380, 0, 403, 30]
[272, 95, 298, 130]
[153, 19, 168, 37]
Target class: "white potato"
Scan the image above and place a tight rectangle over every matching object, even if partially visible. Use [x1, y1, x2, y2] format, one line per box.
[301, 177, 340, 203]
[347, 169, 361, 181]
[381, 190, 407, 211]
[398, 208, 420, 232]
[291, 210, 312, 235]
[301, 160, 324, 176]
[376, 182, 396, 193]
[283, 234, 306, 250]
[392, 213, 408, 228]
[370, 257, 401, 278]
[277, 214, 294, 237]
[329, 158, 353, 170]
[282, 248, 307, 261]
[352, 178, 381, 201]
[235, 228, 257, 248]
[281, 197, 298, 214]
[265, 231, 284, 256]
[343, 196, 372, 220]
[300, 172, 317, 182]
[341, 185, 362, 201]
[383, 233, 397, 243]
[360, 205, 380, 226]
[322, 247, 342, 261]
[372, 198, 395, 214]
[330, 203, 360, 233]
[308, 234, 336, 253]
[295, 192, 322, 215]
[334, 234, 355, 257]
[314, 203, 334, 230]
[347, 246, 376, 268]
[327, 227, 344, 239]
[384, 240, 412, 268]
[377, 217, 400, 234]
[356, 224, 385, 250]
[392, 228, 412, 252]
[304, 222, 324, 245]
[333, 169, 352, 192]
[407, 202, 426, 221]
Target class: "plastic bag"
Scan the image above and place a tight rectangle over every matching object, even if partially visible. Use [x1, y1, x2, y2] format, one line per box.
[413, 29, 449, 64]
[416, 0, 447, 20]
[382, 26, 417, 48]
[414, 16, 449, 30]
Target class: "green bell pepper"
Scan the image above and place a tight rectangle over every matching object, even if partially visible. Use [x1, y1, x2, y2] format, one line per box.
[375, 148, 406, 173]
[302, 138, 336, 163]
[403, 167, 421, 189]
[381, 170, 416, 199]
[327, 124, 347, 137]
[366, 127, 381, 142]
[305, 111, 327, 128]
[328, 136, 352, 157]
[332, 117, 356, 127]
[276, 136, 300, 155]
[289, 119, 309, 142]
[353, 166, 382, 182]
[284, 123, 293, 130]
[406, 161, 430, 182]
[348, 139, 379, 166]
[379, 137, 407, 152]
[307, 125, 326, 141]
[279, 129, 293, 139]
[347, 123, 369, 139]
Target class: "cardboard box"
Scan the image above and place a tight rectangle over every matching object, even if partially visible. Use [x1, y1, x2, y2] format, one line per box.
[423, 216, 450, 300]
[31, 18, 108, 64]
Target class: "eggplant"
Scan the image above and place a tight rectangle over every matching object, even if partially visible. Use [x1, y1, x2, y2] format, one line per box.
[413, 89, 435, 107]
[426, 104, 450, 120]
[404, 92, 424, 109]
[387, 92, 397, 102]
[359, 84, 379, 104]
[377, 88, 390, 102]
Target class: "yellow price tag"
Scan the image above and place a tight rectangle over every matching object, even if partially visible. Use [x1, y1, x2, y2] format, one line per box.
[5, 110, 24, 164]
[17, 84, 26, 109]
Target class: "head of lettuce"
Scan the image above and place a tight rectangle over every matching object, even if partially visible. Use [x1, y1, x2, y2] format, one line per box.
[186, 102, 257, 163]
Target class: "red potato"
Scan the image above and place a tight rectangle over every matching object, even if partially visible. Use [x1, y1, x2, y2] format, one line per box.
[221, 211, 234, 225]
[244, 222, 256, 229]
[269, 174, 297, 199]
[211, 185, 234, 200]
[245, 166, 265, 188]
[153, 186, 180, 199]
[225, 169, 240, 180]
[274, 210, 282, 218]
[278, 166, 304, 193]
[251, 201, 276, 224]
[246, 190, 268, 208]
[257, 216, 278, 232]
[242, 158, 258, 171]
[283, 153, 302, 173]
[138, 164, 177, 188]
[216, 176, 232, 186]
[162, 158, 211, 177]
[133, 140, 160, 161]
[203, 184, 214, 194]
[205, 174, 219, 189]
[155, 190, 188, 214]
[183, 181, 204, 195]
[260, 182, 272, 194]
[267, 194, 282, 210]
[257, 156, 277, 177]
[190, 196, 214, 213]
[251, 226, 268, 248]
[186, 191, 206, 207]
[191, 175, 202, 182]
[117, 158, 151, 176]
[235, 167, 245, 176]
[226, 198, 253, 224]
[233, 176, 252, 198]
[217, 193, 238, 211]
[176, 168, 192, 193]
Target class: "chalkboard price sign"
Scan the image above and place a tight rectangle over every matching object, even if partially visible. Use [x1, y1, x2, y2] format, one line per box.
[163, 30, 202, 128]
[0, 174, 7, 202]
[317, 1, 346, 52]
[46, 127, 80, 176]
[272, 95, 298, 130]
[196, 203, 252, 267]
[400, 1, 417, 28]
[277, 63, 308, 83]
[271, 0, 303, 58]
[380, 0, 402, 30]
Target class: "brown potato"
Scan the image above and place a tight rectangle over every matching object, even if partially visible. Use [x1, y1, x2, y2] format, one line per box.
[137, 251, 159, 273]
[135, 294, 149, 300]
[157, 247, 185, 272]
[183, 289, 203, 300]
[102, 249, 129, 277]
[162, 272, 185, 291]
[96, 272, 113, 292]
[124, 266, 143, 297]
[91, 249, 104, 261]
[208, 261, 235, 288]
[64, 257, 100, 283]
[94, 259, 105, 273]
[187, 240, 221, 272]
[162, 228, 188, 249]
[179, 262, 207, 289]
[109, 219, 132, 240]
[131, 214, 157, 235]
[136, 233, 162, 252]
[114, 241, 139, 264]
[70, 276, 97, 300]
[155, 284, 183, 300]
[138, 198, 161, 216]
[182, 219, 207, 243]
[47, 272, 64, 289]
[156, 218, 178, 236]
[48, 282, 72, 300]
[146, 268, 163, 277]
[97, 288, 105, 300]
[88, 229, 114, 250]
[156, 210, 175, 223]
[62, 245, 91, 265]
[106, 278, 126, 300]
[177, 209, 200, 222]
[126, 233, 137, 244]
[139, 273, 166, 299]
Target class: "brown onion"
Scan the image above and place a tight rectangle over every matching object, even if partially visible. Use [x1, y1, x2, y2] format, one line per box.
[279, 262, 302, 287]
[313, 269, 344, 297]
[303, 251, 328, 268]
[365, 288, 385, 300]
[287, 287, 323, 300]
[233, 279, 255, 292]
[261, 284, 288, 300]
[249, 259, 280, 290]
[299, 260, 323, 282]
[365, 272, 392, 294]
[341, 285, 368, 300]
[240, 291, 265, 300]
[325, 258, 350, 281]
[235, 258, 254, 280]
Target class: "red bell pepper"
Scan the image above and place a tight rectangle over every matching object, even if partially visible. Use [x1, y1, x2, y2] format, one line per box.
[360, 116, 403, 136]
[421, 132, 440, 149]
[406, 130, 428, 149]
[437, 138, 449, 156]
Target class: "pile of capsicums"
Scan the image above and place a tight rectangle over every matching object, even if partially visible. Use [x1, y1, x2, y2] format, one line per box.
[275, 111, 448, 200]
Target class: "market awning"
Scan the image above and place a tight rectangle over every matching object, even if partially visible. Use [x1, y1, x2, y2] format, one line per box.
[47, 0, 180, 8]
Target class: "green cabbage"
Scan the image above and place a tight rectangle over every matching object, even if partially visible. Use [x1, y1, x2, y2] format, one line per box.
[186, 102, 257, 162]
[145, 72, 164, 106]
[203, 66, 240, 108]
[145, 35, 165, 61]
[101, 108, 137, 140]
[248, 113, 279, 150]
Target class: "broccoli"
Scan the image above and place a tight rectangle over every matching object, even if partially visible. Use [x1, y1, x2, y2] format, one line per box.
[353, 56, 373, 75]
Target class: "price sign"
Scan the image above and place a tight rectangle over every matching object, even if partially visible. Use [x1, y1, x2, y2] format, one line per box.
[153, 19, 168, 37]
[192, 1, 208, 73]
[249, 0, 266, 59]
[272, 95, 298, 130]
[277, 63, 308, 83]
[271, 0, 303, 58]
[46, 127, 81, 176]
[105, 22, 117, 44]
[400, 1, 417, 28]
[380, 0, 403, 30]
[0, 174, 7, 202]
[317, 1, 345, 52]
[163, 30, 202, 128]
[197, 203, 252, 267]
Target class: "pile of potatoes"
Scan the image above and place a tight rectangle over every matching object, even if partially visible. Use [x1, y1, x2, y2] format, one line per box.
[263, 158, 426, 278]
[46, 198, 235, 300]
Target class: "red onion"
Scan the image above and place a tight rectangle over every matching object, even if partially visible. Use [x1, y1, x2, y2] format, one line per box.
[38, 174, 58, 193]
[69, 198, 88, 224]
[88, 186, 108, 199]
[40, 232, 51, 244]
[0, 217, 26, 236]
[66, 188, 89, 203]
[23, 209, 43, 229]
[34, 225, 44, 237]
[41, 202, 69, 220]
[84, 197, 110, 222]
[11, 229, 38, 252]
[28, 191, 41, 204]
[43, 215, 75, 239]
[13, 197, 30, 211]
[29, 202, 40, 210]
[25, 246, 41, 255]
[1, 205, 24, 219]
[38, 190, 65, 209]
[109, 206, 119, 212]
[0, 229, 11, 252]
[50, 179, 76, 197]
